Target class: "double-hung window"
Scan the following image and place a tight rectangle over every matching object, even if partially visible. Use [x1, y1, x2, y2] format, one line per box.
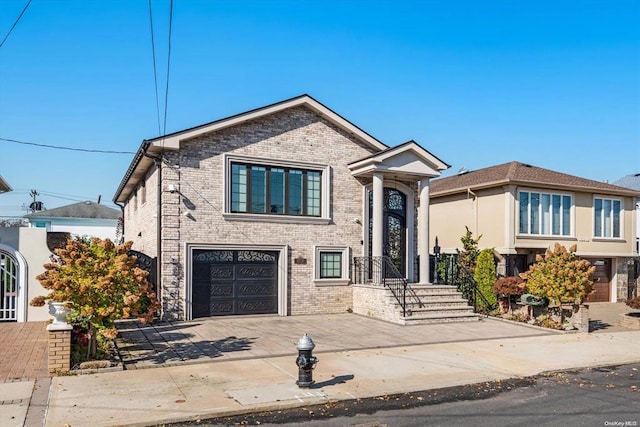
[594, 197, 621, 238]
[519, 190, 572, 236]
[231, 162, 322, 217]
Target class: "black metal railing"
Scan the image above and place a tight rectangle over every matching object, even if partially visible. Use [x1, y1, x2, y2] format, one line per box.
[434, 253, 497, 314]
[352, 256, 416, 317]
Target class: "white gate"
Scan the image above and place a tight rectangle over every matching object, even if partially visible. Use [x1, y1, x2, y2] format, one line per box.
[0, 252, 18, 321]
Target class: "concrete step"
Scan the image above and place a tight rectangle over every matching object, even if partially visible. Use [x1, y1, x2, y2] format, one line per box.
[400, 312, 481, 325]
[399, 299, 471, 309]
[381, 283, 479, 325]
[405, 305, 475, 316]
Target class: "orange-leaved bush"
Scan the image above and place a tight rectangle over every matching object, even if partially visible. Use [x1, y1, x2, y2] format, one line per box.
[31, 237, 160, 339]
[522, 243, 595, 305]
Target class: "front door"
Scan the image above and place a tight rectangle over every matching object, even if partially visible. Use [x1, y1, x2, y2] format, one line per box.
[369, 188, 407, 276]
[585, 258, 612, 302]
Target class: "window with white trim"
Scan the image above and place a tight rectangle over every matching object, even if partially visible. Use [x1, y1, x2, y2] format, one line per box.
[231, 163, 321, 216]
[594, 197, 621, 238]
[314, 246, 350, 284]
[519, 191, 572, 236]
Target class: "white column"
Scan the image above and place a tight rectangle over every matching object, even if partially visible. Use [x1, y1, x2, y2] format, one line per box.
[372, 173, 384, 258]
[418, 178, 430, 284]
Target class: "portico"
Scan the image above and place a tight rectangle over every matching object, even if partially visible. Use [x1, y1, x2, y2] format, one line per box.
[348, 140, 449, 284]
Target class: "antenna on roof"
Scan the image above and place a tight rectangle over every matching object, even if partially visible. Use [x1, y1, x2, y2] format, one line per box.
[458, 167, 468, 175]
[97, 195, 101, 204]
[28, 189, 44, 213]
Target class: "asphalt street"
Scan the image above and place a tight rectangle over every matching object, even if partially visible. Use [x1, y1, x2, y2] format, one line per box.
[170, 363, 640, 427]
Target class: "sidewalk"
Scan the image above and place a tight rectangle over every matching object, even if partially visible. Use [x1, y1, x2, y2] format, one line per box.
[43, 329, 640, 427]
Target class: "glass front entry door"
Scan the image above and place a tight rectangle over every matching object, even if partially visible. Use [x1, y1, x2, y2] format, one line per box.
[369, 188, 407, 276]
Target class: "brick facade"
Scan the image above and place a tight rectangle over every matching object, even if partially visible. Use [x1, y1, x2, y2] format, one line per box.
[47, 329, 71, 374]
[125, 106, 386, 320]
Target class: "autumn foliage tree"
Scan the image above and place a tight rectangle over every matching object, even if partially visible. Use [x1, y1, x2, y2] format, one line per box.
[31, 237, 160, 341]
[522, 243, 595, 306]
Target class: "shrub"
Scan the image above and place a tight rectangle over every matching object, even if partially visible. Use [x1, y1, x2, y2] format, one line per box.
[31, 237, 160, 343]
[493, 276, 526, 296]
[474, 248, 497, 311]
[522, 243, 595, 306]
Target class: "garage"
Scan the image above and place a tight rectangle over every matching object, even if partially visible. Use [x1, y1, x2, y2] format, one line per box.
[191, 249, 279, 318]
[586, 258, 611, 302]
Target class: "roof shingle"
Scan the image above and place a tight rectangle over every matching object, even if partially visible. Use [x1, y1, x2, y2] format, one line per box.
[430, 161, 640, 197]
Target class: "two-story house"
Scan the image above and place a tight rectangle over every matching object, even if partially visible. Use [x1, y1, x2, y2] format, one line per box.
[429, 162, 640, 302]
[113, 95, 472, 324]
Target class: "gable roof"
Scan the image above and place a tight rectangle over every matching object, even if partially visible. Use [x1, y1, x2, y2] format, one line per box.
[348, 140, 450, 180]
[430, 161, 640, 198]
[113, 94, 388, 203]
[25, 201, 120, 220]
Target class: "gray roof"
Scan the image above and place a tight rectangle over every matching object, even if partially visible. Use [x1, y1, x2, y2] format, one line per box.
[613, 173, 640, 192]
[25, 201, 120, 220]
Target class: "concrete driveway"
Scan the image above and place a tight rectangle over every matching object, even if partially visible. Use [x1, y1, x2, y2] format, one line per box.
[114, 313, 558, 370]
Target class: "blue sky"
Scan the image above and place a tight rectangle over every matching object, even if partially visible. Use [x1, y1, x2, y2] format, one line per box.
[1, 0, 639, 217]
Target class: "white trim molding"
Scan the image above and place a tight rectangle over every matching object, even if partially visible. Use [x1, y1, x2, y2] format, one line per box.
[313, 245, 351, 286]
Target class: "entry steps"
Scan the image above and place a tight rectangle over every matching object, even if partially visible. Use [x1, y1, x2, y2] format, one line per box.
[394, 284, 480, 325]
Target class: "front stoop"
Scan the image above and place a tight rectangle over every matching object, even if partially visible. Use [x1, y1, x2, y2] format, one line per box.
[397, 285, 480, 325]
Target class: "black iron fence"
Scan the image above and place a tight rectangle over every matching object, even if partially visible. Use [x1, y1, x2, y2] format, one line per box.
[433, 253, 496, 314]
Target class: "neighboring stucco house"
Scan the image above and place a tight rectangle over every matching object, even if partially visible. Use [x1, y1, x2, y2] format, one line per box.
[114, 95, 476, 324]
[24, 200, 121, 241]
[0, 227, 52, 322]
[429, 161, 640, 303]
[0, 200, 122, 322]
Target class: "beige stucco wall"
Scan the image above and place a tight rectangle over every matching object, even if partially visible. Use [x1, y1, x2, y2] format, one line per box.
[0, 227, 52, 322]
[431, 186, 637, 257]
[430, 184, 638, 303]
[123, 106, 382, 319]
[429, 187, 507, 252]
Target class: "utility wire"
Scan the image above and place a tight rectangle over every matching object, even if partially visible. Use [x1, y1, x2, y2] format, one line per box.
[148, 0, 162, 136]
[162, 0, 173, 137]
[0, 137, 136, 154]
[0, 0, 32, 49]
[147, 0, 173, 138]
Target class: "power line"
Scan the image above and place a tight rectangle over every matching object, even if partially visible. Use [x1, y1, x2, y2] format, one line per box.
[163, 0, 174, 137]
[0, 0, 32, 49]
[0, 137, 135, 154]
[148, 0, 162, 136]
[147, 0, 173, 139]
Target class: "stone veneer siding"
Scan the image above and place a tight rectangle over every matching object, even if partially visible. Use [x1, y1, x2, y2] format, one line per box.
[132, 106, 382, 320]
[352, 285, 403, 323]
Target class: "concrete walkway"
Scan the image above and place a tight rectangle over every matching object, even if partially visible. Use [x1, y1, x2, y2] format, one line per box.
[44, 329, 640, 427]
[0, 321, 50, 427]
